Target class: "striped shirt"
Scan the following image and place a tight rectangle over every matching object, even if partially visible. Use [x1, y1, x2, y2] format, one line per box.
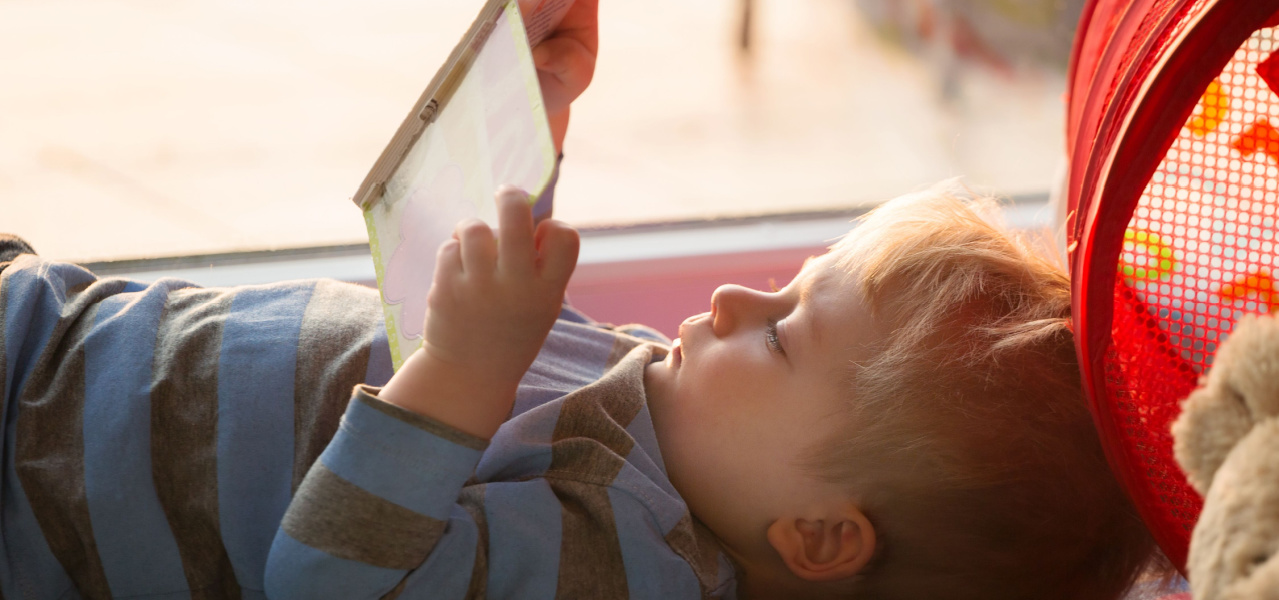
[0, 254, 737, 599]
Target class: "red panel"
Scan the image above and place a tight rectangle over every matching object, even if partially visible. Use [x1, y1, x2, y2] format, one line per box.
[1068, 1, 1150, 224]
[1256, 49, 1279, 96]
[1070, 0, 1198, 249]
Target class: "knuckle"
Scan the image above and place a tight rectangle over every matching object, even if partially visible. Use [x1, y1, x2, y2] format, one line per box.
[457, 219, 491, 239]
[437, 239, 460, 256]
[546, 227, 580, 253]
[426, 287, 454, 313]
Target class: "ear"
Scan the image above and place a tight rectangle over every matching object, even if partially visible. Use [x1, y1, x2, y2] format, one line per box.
[766, 507, 876, 583]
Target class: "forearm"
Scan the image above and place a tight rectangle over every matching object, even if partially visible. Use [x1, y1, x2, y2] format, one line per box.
[266, 386, 488, 598]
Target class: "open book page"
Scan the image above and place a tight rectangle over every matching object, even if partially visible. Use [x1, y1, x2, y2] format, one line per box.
[362, 0, 563, 369]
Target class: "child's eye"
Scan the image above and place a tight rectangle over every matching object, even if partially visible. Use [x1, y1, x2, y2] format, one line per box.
[765, 321, 785, 355]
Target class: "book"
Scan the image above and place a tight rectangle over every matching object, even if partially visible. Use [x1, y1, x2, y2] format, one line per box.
[352, 0, 573, 370]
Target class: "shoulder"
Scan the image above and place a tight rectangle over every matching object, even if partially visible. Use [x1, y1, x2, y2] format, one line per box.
[0, 258, 387, 388]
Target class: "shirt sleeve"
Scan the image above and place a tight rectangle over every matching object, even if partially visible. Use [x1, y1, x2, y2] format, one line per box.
[264, 385, 489, 599]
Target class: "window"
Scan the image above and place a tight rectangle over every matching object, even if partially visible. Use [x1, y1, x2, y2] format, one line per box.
[2, 0, 1074, 264]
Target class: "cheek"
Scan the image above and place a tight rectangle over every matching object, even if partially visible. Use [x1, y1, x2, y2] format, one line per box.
[674, 381, 766, 444]
[672, 343, 783, 431]
[677, 363, 744, 419]
[681, 344, 758, 396]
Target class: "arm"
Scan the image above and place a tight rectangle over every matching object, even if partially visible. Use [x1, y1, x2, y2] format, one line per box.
[264, 189, 579, 598]
[264, 7, 593, 593]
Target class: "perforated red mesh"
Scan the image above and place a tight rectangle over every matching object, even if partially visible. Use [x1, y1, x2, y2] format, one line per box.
[1103, 24, 1279, 562]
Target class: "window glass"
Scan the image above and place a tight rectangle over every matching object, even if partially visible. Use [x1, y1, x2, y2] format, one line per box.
[1, 0, 1077, 262]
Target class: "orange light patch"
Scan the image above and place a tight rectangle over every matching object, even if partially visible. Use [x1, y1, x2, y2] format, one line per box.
[1188, 79, 1229, 137]
[1231, 117, 1279, 163]
[1218, 268, 1279, 312]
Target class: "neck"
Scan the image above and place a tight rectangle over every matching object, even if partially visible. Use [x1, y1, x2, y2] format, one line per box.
[736, 571, 817, 600]
[718, 534, 801, 600]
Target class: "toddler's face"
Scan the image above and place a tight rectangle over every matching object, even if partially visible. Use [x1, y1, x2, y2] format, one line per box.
[644, 251, 886, 545]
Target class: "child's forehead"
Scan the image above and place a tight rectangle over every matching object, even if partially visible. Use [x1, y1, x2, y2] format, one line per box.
[788, 254, 868, 324]
[821, 231, 863, 265]
[798, 249, 860, 289]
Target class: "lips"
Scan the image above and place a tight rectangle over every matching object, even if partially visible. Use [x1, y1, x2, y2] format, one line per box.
[672, 313, 709, 369]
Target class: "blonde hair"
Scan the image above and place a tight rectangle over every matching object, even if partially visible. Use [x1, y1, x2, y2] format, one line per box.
[806, 184, 1157, 599]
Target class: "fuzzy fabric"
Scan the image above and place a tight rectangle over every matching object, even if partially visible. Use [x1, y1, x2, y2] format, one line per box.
[0, 234, 35, 274]
[1171, 314, 1279, 600]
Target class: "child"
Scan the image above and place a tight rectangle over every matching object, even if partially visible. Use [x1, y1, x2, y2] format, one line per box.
[0, 5, 1158, 600]
[0, 186, 1159, 600]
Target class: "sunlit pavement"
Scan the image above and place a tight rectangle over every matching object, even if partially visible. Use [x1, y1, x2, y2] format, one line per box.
[0, 0, 1066, 262]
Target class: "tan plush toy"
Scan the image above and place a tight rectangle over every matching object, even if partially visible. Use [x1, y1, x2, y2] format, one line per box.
[1171, 314, 1279, 600]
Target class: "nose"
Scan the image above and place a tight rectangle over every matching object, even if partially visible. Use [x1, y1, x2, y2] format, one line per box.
[710, 284, 767, 336]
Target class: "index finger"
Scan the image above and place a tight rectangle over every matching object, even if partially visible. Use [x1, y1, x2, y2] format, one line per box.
[496, 185, 536, 275]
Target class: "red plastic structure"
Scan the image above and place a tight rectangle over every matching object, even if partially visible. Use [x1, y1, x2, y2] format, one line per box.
[1067, 0, 1279, 572]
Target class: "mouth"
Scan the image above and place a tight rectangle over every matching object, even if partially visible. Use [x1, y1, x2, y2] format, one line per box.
[671, 313, 709, 369]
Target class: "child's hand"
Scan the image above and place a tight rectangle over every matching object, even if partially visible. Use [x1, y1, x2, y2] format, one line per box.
[425, 186, 579, 388]
[379, 187, 579, 439]
[527, 0, 598, 151]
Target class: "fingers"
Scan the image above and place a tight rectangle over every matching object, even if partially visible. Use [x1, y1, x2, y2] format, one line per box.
[555, 0, 599, 54]
[435, 238, 462, 281]
[455, 218, 497, 273]
[430, 238, 463, 311]
[445, 188, 574, 295]
[533, 37, 596, 106]
[496, 186, 536, 275]
[535, 219, 580, 288]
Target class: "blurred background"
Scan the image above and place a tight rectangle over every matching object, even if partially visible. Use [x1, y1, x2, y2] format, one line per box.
[1, 0, 1082, 264]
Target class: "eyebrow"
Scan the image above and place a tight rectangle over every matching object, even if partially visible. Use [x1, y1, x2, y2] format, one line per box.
[799, 278, 823, 355]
